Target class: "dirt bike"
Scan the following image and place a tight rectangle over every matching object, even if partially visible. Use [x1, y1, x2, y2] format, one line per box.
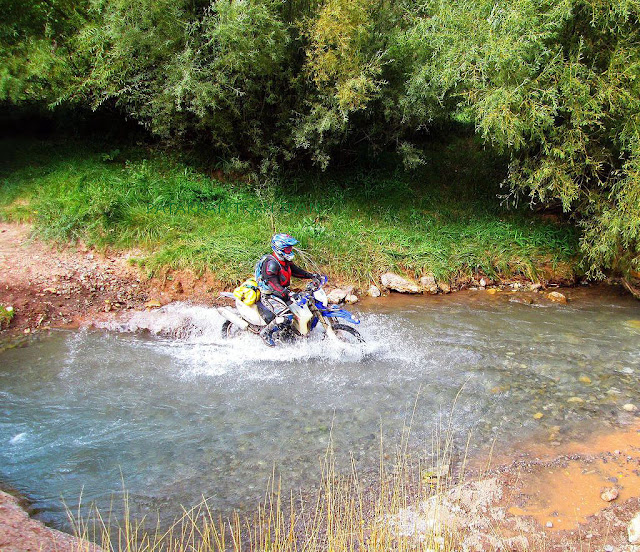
[217, 277, 364, 345]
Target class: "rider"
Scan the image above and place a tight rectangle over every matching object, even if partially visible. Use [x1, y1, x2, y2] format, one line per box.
[255, 233, 317, 346]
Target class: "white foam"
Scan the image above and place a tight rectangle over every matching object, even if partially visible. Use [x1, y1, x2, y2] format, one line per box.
[10, 432, 26, 444]
[95, 302, 421, 380]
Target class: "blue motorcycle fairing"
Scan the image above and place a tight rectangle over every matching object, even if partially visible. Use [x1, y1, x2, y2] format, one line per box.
[321, 308, 360, 324]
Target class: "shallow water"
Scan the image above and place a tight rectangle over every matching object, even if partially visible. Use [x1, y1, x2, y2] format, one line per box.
[1, 286, 639, 530]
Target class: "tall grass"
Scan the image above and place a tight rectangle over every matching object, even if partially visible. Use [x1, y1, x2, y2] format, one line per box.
[69, 419, 465, 552]
[0, 137, 579, 286]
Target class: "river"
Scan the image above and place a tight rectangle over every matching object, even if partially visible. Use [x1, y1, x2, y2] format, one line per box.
[1, 286, 639, 531]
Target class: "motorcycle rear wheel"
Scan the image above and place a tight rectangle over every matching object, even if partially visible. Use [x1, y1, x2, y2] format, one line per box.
[221, 320, 242, 339]
[331, 323, 365, 344]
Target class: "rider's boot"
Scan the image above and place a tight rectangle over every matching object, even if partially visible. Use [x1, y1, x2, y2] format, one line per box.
[259, 318, 280, 347]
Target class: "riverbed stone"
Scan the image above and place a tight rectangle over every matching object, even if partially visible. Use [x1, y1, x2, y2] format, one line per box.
[420, 274, 438, 294]
[381, 272, 420, 293]
[629, 512, 640, 543]
[623, 403, 638, 412]
[145, 298, 162, 309]
[438, 282, 451, 293]
[567, 396, 585, 403]
[327, 288, 347, 304]
[345, 294, 358, 304]
[509, 295, 534, 305]
[601, 487, 619, 502]
[547, 291, 568, 304]
[368, 284, 381, 297]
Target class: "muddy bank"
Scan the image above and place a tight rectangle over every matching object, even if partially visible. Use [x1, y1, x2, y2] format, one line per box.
[394, 423, 640, 551]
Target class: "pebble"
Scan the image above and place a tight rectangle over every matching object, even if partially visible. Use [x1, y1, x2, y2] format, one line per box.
[601, 488, 619, 502]
[623, 404, 638, 412]
[345, 294, 358, 304]
[579, 376, 592, 384]
[604, 545, 614, 552]
[546, 521, 553, 528]
[533, 412, 544, 420]
[567, 396, 585, 403]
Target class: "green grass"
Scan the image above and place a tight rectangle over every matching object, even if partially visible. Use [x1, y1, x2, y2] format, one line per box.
[0, 137, 579, 286]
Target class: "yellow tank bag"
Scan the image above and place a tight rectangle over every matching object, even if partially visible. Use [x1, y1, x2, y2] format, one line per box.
[232, 278, 260, 305]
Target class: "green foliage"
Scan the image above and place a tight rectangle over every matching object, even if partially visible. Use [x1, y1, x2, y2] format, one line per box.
[0, 305, 14, 329]
[0, 138, 578, 284]
[2, 0, 639, 279]
[403, 0, 640, 277]
[0, 0, 87, 102]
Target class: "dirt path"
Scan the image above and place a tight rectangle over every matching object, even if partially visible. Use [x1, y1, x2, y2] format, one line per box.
[0, 222, 152, 335]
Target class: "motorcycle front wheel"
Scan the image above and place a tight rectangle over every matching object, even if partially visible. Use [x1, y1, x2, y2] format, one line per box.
[331, 323, 365, 344]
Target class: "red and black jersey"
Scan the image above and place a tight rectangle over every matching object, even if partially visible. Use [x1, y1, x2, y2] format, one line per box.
[258, 254, 313, 301]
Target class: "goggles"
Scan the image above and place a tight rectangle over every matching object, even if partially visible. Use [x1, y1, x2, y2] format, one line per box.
[282, 246, 293, 254]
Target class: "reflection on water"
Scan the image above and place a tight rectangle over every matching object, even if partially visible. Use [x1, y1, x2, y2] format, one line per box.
[1, 286, 639, 530]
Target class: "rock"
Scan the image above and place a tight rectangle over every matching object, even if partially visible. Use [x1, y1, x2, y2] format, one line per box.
[327, 288, 347, 304]
[567, 396, 584, 403]
[486, 288, 500, 295]
[345, 294, 358, 304]
[145, 298, 162, 309]
[381, 272, 420, 294]
[367, 285, 381, 297]
[172, 280, 184, 294]
[629, 512, 640, 543]
[623, 403, 638, 412]
[512, 282, 522, 290]
[601, 488, 619, 502]
[579, 376, 592, 384]
[438, 282, 451, 293]
[604, 545, 614, 552]
[510, 295, 534, 305]
[479, 278, 487, 288]
[547, 291, 567, 304]
[533, 412, 544, 420]
[546, 521, 553, 528]
[530, 282, 543, 291]
[420, 274, 438, 294]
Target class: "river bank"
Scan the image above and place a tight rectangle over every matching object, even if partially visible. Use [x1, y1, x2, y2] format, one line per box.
[0, 220, 615, 339]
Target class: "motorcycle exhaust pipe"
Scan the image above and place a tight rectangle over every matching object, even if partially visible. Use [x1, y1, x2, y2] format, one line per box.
[217, 307, 249, 330]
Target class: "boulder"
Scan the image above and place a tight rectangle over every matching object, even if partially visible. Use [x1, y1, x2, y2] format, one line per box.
[629, 512, 640, 543]
[345, 294, 359, 304]
[438, 282, 451, 294]
[367, 285, 381, 297]
[420, 274, 438, 294]
[381, 272, 420, 294]
[547, 291, 568, 304]
[327, 288, 347, 304]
